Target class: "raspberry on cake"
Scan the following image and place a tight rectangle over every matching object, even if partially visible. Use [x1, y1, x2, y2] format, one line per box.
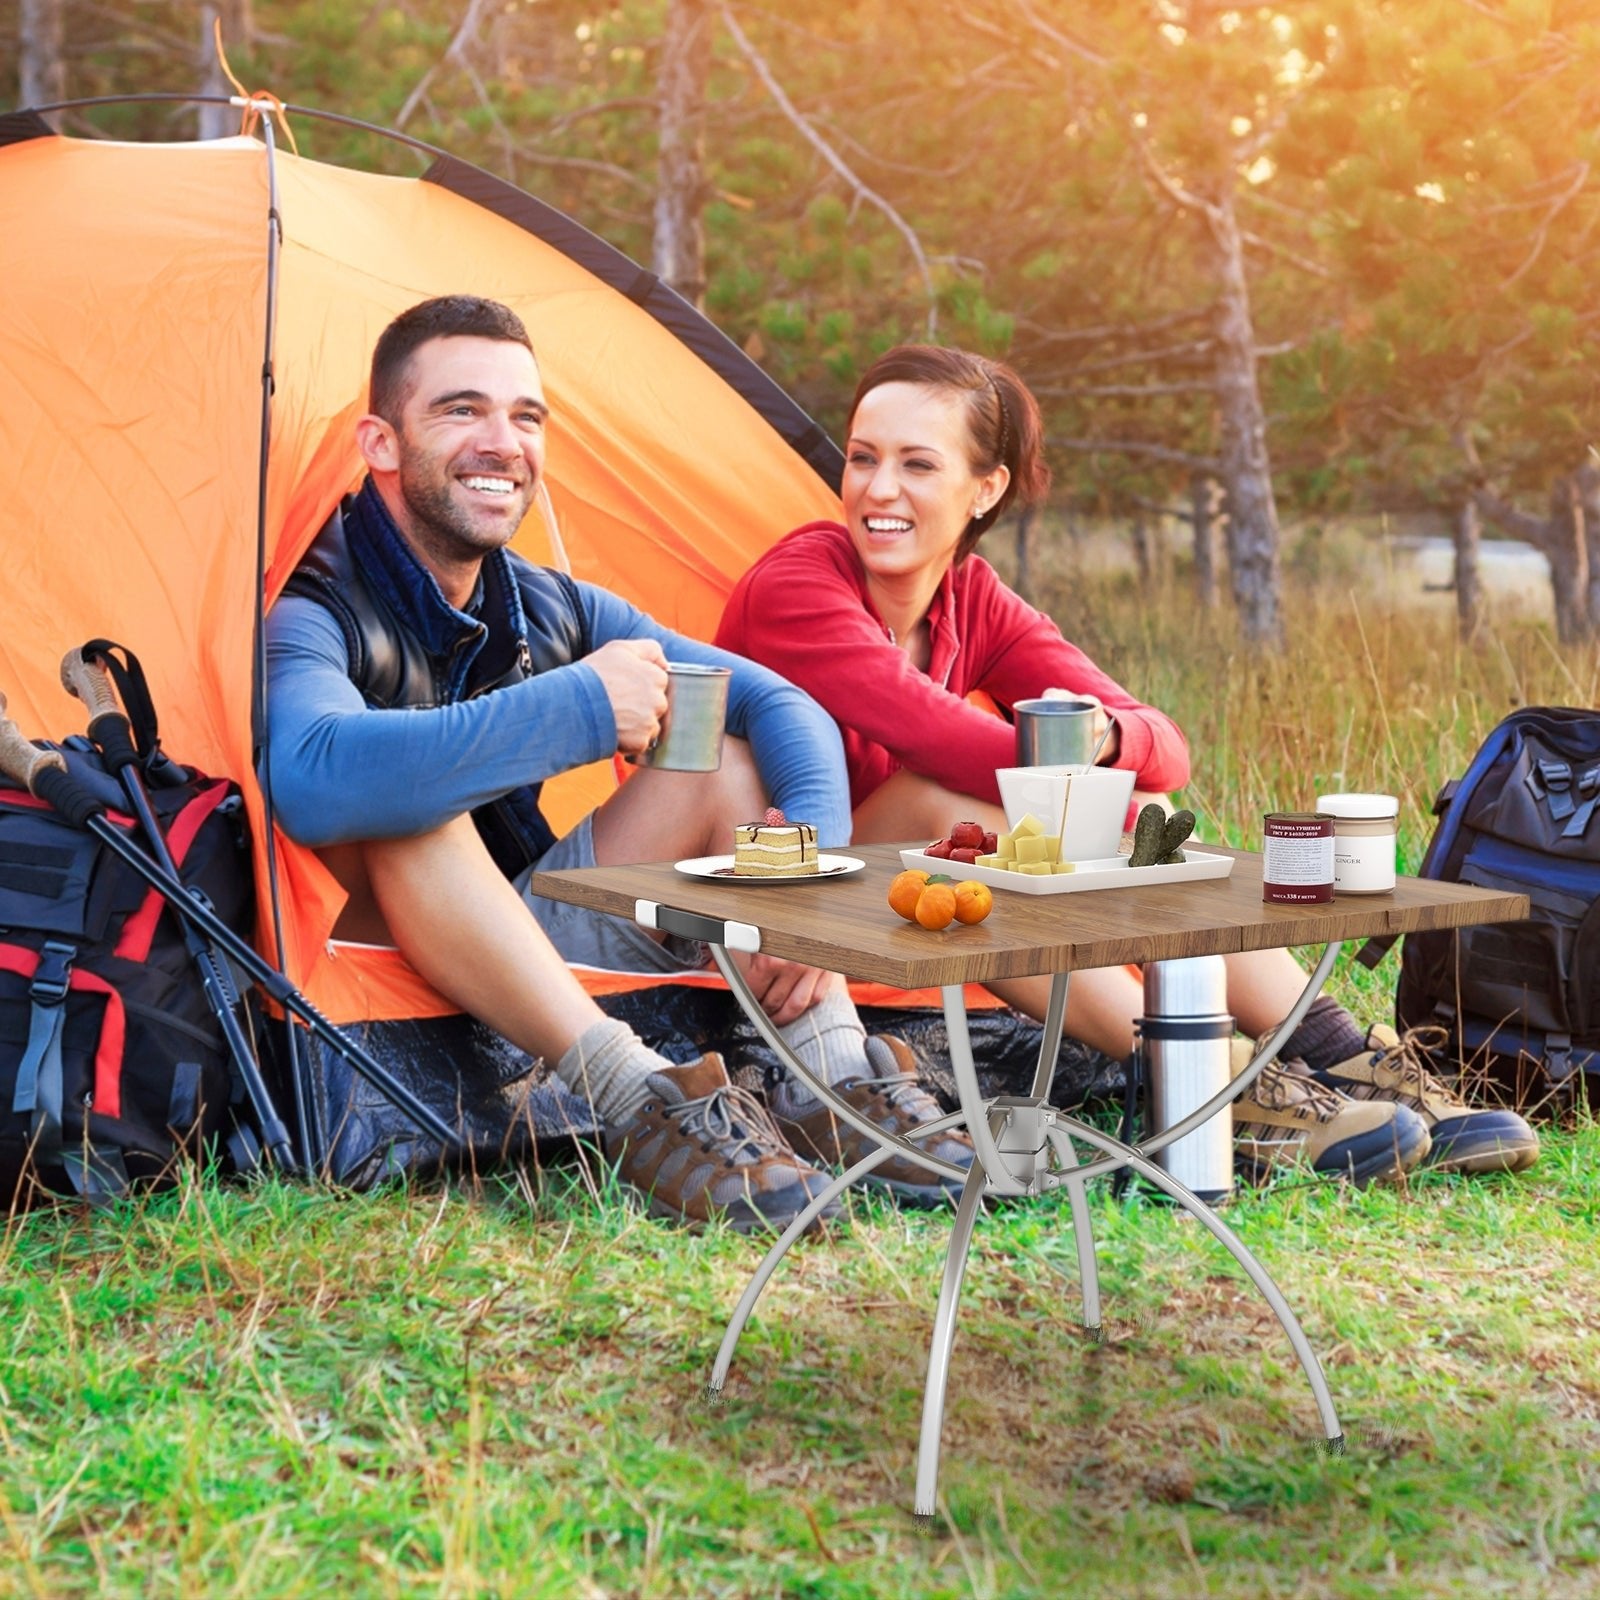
[733, 808, 819, 876]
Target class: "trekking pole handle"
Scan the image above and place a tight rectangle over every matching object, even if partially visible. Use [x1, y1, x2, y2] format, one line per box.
[60, 648, 141, 773]
[0, 694, 69, 794]
[60, 648, 123, 724]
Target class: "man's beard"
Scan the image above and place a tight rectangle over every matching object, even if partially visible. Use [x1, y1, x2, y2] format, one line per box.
[396, 453, 530, 563]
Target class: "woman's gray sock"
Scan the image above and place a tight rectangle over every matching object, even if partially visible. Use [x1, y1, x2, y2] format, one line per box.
[1280, 995, 1368, 1076]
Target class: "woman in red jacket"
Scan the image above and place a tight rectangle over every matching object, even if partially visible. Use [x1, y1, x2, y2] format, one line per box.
[717, 345, 1537, 1177]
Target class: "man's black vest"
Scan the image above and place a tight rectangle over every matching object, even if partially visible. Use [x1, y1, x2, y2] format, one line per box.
[284, 496, 592, 876]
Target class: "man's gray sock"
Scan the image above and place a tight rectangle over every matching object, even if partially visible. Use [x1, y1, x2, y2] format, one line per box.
[554, 1017, 669, 1127]
[770, 988, 873, 1114]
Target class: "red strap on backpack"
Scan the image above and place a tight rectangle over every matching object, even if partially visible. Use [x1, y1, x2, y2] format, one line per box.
[113, 780, 234, 963]
[0, 943, 126, 1119]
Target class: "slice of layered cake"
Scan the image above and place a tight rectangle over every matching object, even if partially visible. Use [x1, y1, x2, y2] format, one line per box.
[733, 807, 819, 876]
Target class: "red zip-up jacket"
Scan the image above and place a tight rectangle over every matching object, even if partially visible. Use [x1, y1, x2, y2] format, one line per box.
[715, 521, 1190, 812]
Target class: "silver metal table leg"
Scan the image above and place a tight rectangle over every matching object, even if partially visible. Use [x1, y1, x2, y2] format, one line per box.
[1057, 1163, 1102, 1337]
[1061, 941, 1343, 1185]
[709, 944, 967, 1183]
[1025, 971, 1098, 1331]
[913, 1156, 989, 1521]
[1027, 970, 1071, 1101]
[705, 1110, 967, 1403]
[1046, 1118, 1343, 1449]
[704, 934, 1346, 1520]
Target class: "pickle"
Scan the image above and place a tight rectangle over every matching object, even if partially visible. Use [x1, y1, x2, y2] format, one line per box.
[1159, 849, 1186, 865]
[1160, 809, 1196, 857]
[1129, 803, 1168, 867]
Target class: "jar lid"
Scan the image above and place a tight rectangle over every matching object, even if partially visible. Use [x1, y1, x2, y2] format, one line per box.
[1315, 792, 1399, 819]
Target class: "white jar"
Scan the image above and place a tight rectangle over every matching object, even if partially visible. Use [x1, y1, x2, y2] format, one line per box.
[1315, 792, 1398, 894]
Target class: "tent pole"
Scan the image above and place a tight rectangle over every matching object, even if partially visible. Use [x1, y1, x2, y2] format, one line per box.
[248, 114, 322, 1178]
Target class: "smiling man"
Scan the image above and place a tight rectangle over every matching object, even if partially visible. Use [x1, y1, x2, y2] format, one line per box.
[264, 296, 974, 1228]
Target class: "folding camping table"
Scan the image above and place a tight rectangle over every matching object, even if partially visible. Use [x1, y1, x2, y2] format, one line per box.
[532, 843, 1527, 1519]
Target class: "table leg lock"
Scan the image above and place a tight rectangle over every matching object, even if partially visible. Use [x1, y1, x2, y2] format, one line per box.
[988, 1095, 1054, 1193]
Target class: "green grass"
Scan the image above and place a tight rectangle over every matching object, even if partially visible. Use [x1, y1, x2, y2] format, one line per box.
[7, 559, 1600, 1597]
[5, 1151, 1600, 1598]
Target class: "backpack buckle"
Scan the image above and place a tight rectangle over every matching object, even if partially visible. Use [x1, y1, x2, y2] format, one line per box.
[1564, 768, 1600, 838]
[1545, 1033, 1575, 1086]
[1532, 759, 1576, 820]
[28, 940, 76, 1006]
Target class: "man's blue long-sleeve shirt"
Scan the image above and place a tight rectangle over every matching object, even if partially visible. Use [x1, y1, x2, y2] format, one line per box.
[265, 576, 853, 851]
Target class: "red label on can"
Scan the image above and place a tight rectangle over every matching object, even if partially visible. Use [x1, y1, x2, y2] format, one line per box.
[1262, 813, 1335, 903]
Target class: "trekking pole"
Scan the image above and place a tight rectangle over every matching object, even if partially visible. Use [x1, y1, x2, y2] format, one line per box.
[0, 695, 462, 1150]
[60, 645, 298, 1175]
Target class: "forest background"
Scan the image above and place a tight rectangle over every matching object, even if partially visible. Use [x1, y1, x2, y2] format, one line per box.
[6, 0, 1600, 648]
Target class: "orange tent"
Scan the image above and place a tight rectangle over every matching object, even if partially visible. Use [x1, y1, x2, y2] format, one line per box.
[0, 107, 848, 1023]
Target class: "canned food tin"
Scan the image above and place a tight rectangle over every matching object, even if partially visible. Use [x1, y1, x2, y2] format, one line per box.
[1262, 812, 1334, 903]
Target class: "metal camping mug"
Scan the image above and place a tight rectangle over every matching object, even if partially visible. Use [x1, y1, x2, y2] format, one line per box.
[1013, 697, 1099, 767]
[627, 662, 731, 772]
[1138, 957, 1235, 1204]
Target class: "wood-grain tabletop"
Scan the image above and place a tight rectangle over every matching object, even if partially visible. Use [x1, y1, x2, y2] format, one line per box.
[532, 843, 1529, 989]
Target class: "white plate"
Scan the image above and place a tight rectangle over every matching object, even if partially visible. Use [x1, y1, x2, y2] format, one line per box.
[898, 847, 1235, 896]
[674, 853, 866, 884]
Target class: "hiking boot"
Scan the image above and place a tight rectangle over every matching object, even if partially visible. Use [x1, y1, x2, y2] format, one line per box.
[771, 1037, 975, 1208]
[1313, 1026, 1541, 1175]
[1232, 1048, 1431, 1186]
[604, 1055, 838, 1233]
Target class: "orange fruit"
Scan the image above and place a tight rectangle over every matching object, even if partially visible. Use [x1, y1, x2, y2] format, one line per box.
[888, 868, 930, 921]
[913, 880, 958, 930]
[952, 880, 993, 925]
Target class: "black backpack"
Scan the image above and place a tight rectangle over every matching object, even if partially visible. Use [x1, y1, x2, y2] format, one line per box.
[0, 741, 258, 1204]
[1361, 707, 1600, 1099]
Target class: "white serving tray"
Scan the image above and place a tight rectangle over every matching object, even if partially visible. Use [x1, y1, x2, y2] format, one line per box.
[897, 847, 1235, 896]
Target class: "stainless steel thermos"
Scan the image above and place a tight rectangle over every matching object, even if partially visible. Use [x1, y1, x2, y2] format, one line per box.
[1137, 956, 1235, 1202]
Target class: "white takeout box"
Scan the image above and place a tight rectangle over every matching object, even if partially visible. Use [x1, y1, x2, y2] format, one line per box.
[995, 765, 1136, 863]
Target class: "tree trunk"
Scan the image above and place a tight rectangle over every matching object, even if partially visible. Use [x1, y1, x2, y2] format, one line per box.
[1130, 509, 1152, 587]
[1453, 494, 1483, 641]
[1189, 470, 1220, 608]
[19, 0, 66, 119]
[1013, 502, 1035, 604]
[1475, 474, 1591, 644]
[1576, 464, 1600, 633]
[1544, 473, 1591, 644]
[653, 0, 713, 307]
[1203, 190, 1282, 646]
[198, 6, 229, 141]
[197, 1, 255, 140]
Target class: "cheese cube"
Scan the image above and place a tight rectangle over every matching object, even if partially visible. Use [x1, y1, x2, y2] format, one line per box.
[1014, 834, 1057, 864]
[1014, 861, 1053, 876]
[995, 832, 1018, 861]
[975, 854, 1007, 870]
[1013, 812, 1046, 838]
[1052, 861, 1077, 874]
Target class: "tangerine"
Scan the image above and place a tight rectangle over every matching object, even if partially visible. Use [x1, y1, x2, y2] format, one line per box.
[888, 868, 931, 921]
[952, 880, 994, 925]
[914, 880, 958, 930]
